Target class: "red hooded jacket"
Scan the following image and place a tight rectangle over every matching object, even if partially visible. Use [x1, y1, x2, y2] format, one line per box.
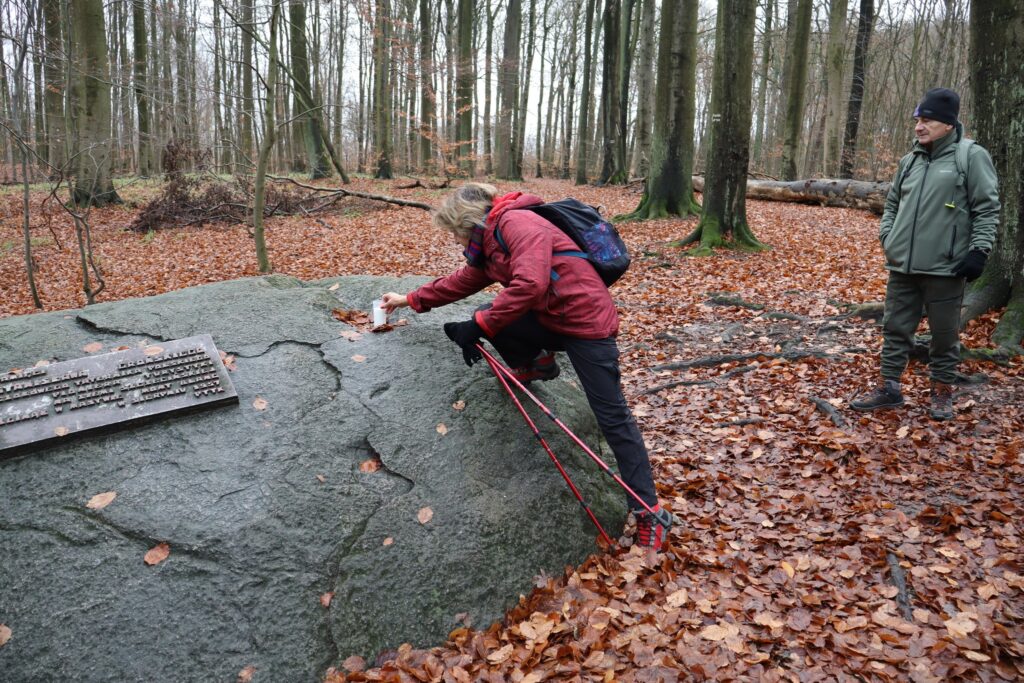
[407, 192, 619, 339]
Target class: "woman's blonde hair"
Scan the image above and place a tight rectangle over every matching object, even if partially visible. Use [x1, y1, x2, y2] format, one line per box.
[432, 182, 498, 240]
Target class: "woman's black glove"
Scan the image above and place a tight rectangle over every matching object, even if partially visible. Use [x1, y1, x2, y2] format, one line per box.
[953, 249, 988, 282]
[443, 319, 484, 366]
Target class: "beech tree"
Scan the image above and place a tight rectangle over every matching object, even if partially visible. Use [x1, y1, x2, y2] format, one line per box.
[253, 0, 281, 274]
[629, 0, 656, 178]
[373, 0, 394, 178]
[41, 0, 64, 173]
[839, 0, 873, 179]
[574, 0, 598, 184]
[679, 0, 764, 254]
[495, 0, 523, 180]
[455, 0, 474, 174]
[289, 0, 331, 178]
[779, 0, 812, 181]
[822, 0, 848, 177]
[619, 0, 699, 221]
[419, 0, 435, 172]
[69, 0, 121, 206]
[598, 0, 626, 184]
[964, 0, 1023, 352]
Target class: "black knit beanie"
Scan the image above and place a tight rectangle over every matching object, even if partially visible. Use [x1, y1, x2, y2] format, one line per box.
[914, 88, 960, 125]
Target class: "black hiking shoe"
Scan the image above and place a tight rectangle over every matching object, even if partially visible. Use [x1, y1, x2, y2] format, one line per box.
[511, 351, 560, 384]
[850, 379, 904, 411]
[929, 381, 954, 421]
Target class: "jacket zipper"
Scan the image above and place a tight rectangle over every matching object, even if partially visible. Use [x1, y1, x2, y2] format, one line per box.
[948, 224, 957, 259]
[907, 157, 931, 272]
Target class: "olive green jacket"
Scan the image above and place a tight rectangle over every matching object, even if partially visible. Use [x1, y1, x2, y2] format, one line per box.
[879, 123, 1000, 276]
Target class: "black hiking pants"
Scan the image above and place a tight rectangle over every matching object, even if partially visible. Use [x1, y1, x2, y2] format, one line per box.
[479, 306, 658, 512]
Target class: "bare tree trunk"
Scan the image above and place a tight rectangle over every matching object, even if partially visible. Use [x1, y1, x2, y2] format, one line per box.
[822, 0, 848, 177]
[173, 1, 190, 150]
[240, 0, 255, 166]
[598, 0, 622, 184]
[11, 6, 43, 307]
[574, 0, 597, 184]
[682, 0, 764, 253]
[839, 0, 873, 179]
[619, 0, 699, 221]
[629, 0, 656, 178]
[751, 0, 773, 170]
[419, 0, 435, 172]
[495, 0, 522, 179]
[483, 0, 495, 175]
[513, 0, 537, 176]
[253, 0, 281, 274]
[779, 0, 812, 180]
[455, 0, 475, 174]
[133, 0, 154, 176]
[42, 0, 65, 174]
[560, 1, 580, 179]
[289, 0, 331, 178]
[964, 0, 1023, 351]
[535, 0, 551, 178]
[69, 0, 121, 206]
[373, 0, 394, 178]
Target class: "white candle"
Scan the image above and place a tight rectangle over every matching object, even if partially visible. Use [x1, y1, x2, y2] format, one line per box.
[372, 300, 387, 327]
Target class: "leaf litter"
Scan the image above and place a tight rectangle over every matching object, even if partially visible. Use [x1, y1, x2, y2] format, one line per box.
[1, 178, 1021, 679]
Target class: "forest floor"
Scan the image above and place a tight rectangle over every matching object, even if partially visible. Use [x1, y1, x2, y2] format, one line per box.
[1, 177, 1022, 681]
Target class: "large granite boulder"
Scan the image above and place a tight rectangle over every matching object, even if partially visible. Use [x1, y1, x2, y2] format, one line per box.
[0, 275, 625, 682]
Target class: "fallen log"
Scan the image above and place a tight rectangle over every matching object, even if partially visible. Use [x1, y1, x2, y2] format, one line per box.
[692, 176, 889, 214]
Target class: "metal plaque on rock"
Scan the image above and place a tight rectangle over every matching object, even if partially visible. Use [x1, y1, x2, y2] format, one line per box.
[0, 334, 238, 457]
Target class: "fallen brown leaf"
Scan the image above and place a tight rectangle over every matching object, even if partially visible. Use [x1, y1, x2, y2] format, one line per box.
[144, 542, 170, 566]
[417, 507, 433, 524]
[86, 491, 117, 510]
[342, 655, 365, 672]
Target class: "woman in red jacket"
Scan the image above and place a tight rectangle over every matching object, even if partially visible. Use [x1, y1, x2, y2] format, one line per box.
[382, 183, 671, 550]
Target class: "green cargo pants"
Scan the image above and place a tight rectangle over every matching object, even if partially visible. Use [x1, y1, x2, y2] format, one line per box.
[881, 271, 965, 384]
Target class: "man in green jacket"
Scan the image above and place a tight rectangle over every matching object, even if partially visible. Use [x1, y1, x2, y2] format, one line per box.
[851, 88, 1000, 420]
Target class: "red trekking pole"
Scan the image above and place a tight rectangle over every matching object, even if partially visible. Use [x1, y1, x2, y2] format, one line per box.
[481, 349, 614, 546]
[476, 344, 663, 519]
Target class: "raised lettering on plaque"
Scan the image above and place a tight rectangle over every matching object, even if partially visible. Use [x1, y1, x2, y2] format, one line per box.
[0, 334, 238, 457]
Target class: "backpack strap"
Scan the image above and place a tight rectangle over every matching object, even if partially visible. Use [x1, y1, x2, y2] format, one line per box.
[895, 153, 917, 196]
[494, 225, 510, 255]
[493, 224, 586, 282]
[954, 137, 974, 194]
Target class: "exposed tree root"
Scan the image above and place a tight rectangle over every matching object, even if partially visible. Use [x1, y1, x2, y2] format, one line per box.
[713, 417, 765, 428]
[650, 348, 863, 372]
[809, 395, 848, 428]
[707, 293, 765, 310]
[886, 551, 917, 622]
[639, 364, 757, 396]
[615, 194, 701, 223]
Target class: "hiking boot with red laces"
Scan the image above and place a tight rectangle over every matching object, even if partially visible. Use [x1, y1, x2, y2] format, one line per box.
[634, 505, 673, 551]
[511, 351, 560, 383]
